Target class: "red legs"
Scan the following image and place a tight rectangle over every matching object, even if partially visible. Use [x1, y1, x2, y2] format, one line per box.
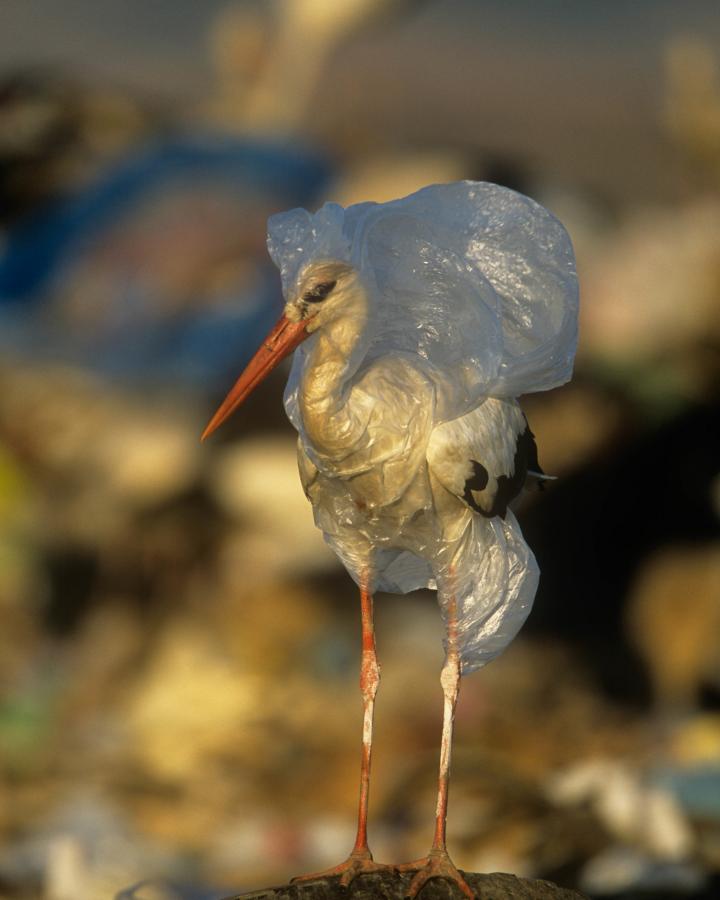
[293, 569, 473, 896]
[292, 575, 392, 886]
[353, 579, 380, 857]
[398, 583, 475, 899]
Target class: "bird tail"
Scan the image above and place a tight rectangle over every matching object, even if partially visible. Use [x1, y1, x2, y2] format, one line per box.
[526, 469, 558, 492]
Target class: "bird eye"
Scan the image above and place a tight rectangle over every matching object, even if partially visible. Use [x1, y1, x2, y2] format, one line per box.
[303, 280, 336, 303]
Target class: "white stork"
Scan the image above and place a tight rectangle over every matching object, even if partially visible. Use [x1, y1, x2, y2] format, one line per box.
[202, 182, 578, 897]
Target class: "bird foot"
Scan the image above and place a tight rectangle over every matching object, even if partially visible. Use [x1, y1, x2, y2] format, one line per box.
[397, 850, 475, 899]
[291, 848, 394, 888]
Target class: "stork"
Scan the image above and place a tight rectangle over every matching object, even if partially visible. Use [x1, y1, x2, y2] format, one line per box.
[202, 182, 578, 897]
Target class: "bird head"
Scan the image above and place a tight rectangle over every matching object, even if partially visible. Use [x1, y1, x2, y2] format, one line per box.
[201, 259, 360, 440]
[285, 259, 360, 332]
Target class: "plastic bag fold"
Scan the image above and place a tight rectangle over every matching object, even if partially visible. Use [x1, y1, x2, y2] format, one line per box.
[267, 181, 577, 673]
[269, 181, 578, 422]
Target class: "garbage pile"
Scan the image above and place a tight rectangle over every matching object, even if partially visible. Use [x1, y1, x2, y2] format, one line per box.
[1, 4, 719, 899]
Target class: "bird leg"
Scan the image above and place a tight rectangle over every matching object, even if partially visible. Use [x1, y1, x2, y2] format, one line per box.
[292, 579, 392, 886]
[398, 592, 475, 899]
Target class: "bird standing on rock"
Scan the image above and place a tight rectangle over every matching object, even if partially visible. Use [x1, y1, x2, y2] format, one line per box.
[202, 182, 578, 898]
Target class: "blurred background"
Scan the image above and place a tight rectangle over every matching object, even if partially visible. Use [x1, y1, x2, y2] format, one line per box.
[1, 1, 719, 898]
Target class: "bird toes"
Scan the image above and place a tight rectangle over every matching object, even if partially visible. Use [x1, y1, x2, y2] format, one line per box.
[291, 848, 394, 889]
[400, 850, 476, 899]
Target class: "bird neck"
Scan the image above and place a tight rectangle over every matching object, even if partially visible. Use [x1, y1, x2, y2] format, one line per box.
[299, 308, 371, 455]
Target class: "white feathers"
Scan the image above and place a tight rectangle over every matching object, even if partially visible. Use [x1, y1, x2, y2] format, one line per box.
[427, 397, 527, 509]
[266, 181, 578, 674]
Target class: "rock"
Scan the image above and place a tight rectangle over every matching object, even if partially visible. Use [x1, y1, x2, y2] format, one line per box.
[223, 870, 586, 899]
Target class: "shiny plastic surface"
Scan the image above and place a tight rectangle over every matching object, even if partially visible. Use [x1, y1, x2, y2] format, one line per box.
[266, 181, 577, 673]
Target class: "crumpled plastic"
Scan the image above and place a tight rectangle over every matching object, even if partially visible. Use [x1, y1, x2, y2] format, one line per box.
[266, 181, 578, 673]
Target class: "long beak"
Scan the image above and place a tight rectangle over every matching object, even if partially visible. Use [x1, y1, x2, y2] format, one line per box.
[201, 315, 309, 440]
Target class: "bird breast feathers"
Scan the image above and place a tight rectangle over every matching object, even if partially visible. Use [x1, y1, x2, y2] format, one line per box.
[302, 355, 436, 507]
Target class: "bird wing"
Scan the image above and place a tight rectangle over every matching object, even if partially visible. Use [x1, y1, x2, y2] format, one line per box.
[426, 397, 540, 519]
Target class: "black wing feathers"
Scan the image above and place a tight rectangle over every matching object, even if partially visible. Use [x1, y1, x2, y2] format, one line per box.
[462, 461, 489, 509]
[463, 425, 541, 519]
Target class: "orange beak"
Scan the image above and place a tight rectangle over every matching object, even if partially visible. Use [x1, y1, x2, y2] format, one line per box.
[201, 314, 309, 440]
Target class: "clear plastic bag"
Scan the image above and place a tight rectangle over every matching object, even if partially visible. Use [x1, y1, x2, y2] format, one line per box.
[267, 181, 578, 672]
[270, 181, 578, 420]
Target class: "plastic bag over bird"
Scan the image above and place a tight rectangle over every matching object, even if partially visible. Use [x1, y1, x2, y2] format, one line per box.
[268, 181, 578, 423]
